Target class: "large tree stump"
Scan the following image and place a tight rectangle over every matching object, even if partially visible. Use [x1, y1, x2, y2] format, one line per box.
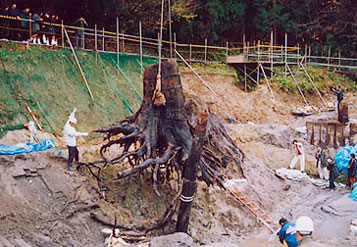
[92, 59, 244, 232]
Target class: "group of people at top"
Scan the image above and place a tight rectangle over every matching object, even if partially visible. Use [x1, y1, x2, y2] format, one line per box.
[289, 139, 357, 189]
[0, 4, 88, 48]
[0, 4, 61, 46]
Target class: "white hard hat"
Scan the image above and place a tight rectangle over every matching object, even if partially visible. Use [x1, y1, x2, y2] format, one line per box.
[295, 216, 314, 235]
[69, 116, 77, 124]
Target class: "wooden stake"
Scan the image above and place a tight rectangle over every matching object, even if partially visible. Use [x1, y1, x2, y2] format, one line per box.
[64, 28, 94, 101]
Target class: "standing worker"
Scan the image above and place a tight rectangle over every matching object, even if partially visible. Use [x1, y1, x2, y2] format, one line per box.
[315, 145, 329, 180]
[347, 153, 357, 187]
[327, 157, 339, 189]
[64, 108, 88, 171]
[73, 17, 88, 49]
[295, 216, 327, 246]
[278, 218, 298, 247]
[332, 85, 343, 111]
[289, 140, 305, 173]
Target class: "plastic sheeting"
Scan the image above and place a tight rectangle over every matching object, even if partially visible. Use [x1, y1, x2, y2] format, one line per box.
[0, 139, 55, 155]
[334, 145, 357, 175]
[348, 183, 357, 202]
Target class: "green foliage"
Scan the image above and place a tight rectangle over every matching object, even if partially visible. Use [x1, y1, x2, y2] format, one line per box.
[272, 66, 356, 94]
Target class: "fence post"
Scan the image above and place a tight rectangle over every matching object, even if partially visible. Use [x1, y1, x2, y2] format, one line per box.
[284, 33, 287, 77]
[94, 24, 97, 51]
[139, 21, 143, 69]
[173, 32, 177, 58]
[204, 38, 207, 64]
[28, 13, 32, 40]
[296, 44, 299, 66]
[308, 46, 311, 65]
[189, 43, 192, 64]
[102, 27, 105, 51]
[244, 64, 247, 91]
[117, 17, 120, 74]
[304, 45, 307, 66]
[61, 20, 64, 47]
[270, 30, 273, 78]
[168, 0, 173, 58]
[243, 33, 246, 54]
[257, 40, 260, 83]
[338, 50, 341, 67]
[122, 30, 125, 53]
[328, 46, 331, 70]
[226, 41, 229, 61]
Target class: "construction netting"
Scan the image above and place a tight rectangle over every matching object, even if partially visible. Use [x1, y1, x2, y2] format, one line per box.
[0, 41, 158, 138]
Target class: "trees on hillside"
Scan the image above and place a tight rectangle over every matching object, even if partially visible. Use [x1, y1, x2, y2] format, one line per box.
[5, 0, 356, 54]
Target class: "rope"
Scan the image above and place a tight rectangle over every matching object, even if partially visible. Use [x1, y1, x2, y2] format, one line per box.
[152, 0, 166, 107]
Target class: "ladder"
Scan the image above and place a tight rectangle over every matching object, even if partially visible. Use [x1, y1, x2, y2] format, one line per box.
[227, 185, 277, 233]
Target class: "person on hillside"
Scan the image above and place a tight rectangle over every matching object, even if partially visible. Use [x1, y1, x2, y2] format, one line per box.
[347, 153, 357, 187]
[315, 145, 329, 180]
[20, 8, 30, 41]
[278, 218, 298, 247]
[332, 85, 343, 111]
[64, 108, 88, 171]
[31, 12, 42, 44]
[327, 157, 338, 189]
[0, 6, 10, 39]
[73, 17, 88, 48]
[8, 4, 21, 40]
[295, 216, 327, 246]
[289, 140, 305, 173]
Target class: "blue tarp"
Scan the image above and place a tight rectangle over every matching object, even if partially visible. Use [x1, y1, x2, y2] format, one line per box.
[348, 182, 357, 201]
[334, 145, 357, 175]
[0, 139, 55, 155]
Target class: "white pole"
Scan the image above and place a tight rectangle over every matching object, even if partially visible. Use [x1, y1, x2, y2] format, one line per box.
[116, 17, 120, 75]
[204, 38, 207, 64]
[284, 33, 287, 77]
[102, 27, 105, 51]
[189, 43, 192, 64]
[64, 28, 94, 101]
[270, 30, 273, 78]
[168, 0, 173, 58]
[139, 21, 143, 69]
[173, 32, 177, 58]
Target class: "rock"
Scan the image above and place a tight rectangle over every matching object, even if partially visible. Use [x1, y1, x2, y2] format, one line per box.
[0, 237, 15, 247]
[149, 233, 193, 247]
[13, 238, 33, 247]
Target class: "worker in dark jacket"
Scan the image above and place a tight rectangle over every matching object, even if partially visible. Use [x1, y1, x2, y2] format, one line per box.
[327, 157, 339, 189]
[20, 8, 30, 41]
[278, 218, 298, 247]
[8, 4, 21, 40]
[332, 85, 343, 110]
[73, 17, 88, 48]
[348, 153, 357, 187]
[0, 6, 10, 39]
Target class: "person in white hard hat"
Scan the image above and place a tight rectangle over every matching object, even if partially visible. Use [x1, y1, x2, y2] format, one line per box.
[289, 140, 305, 173]
[64, 108, 88, 171]
[295, 216, 326, 246]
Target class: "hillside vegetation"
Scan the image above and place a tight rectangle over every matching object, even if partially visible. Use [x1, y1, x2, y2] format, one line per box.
[0, 42, 157, 137]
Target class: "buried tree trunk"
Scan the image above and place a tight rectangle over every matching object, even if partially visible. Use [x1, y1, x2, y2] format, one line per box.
[92, 59, 244, 232]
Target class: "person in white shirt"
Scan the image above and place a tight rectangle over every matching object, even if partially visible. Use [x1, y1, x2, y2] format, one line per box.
[289, 140, 305, 172]
[64, 108, 88, 171]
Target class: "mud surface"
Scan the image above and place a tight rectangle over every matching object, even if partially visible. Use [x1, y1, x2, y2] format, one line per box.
[0, 74, 356, 246]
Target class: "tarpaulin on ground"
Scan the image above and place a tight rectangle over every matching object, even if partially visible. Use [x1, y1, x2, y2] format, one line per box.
[348, 183, 357, 202]
[0, 139, 55, 155]
[334, 145, 357, 175]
